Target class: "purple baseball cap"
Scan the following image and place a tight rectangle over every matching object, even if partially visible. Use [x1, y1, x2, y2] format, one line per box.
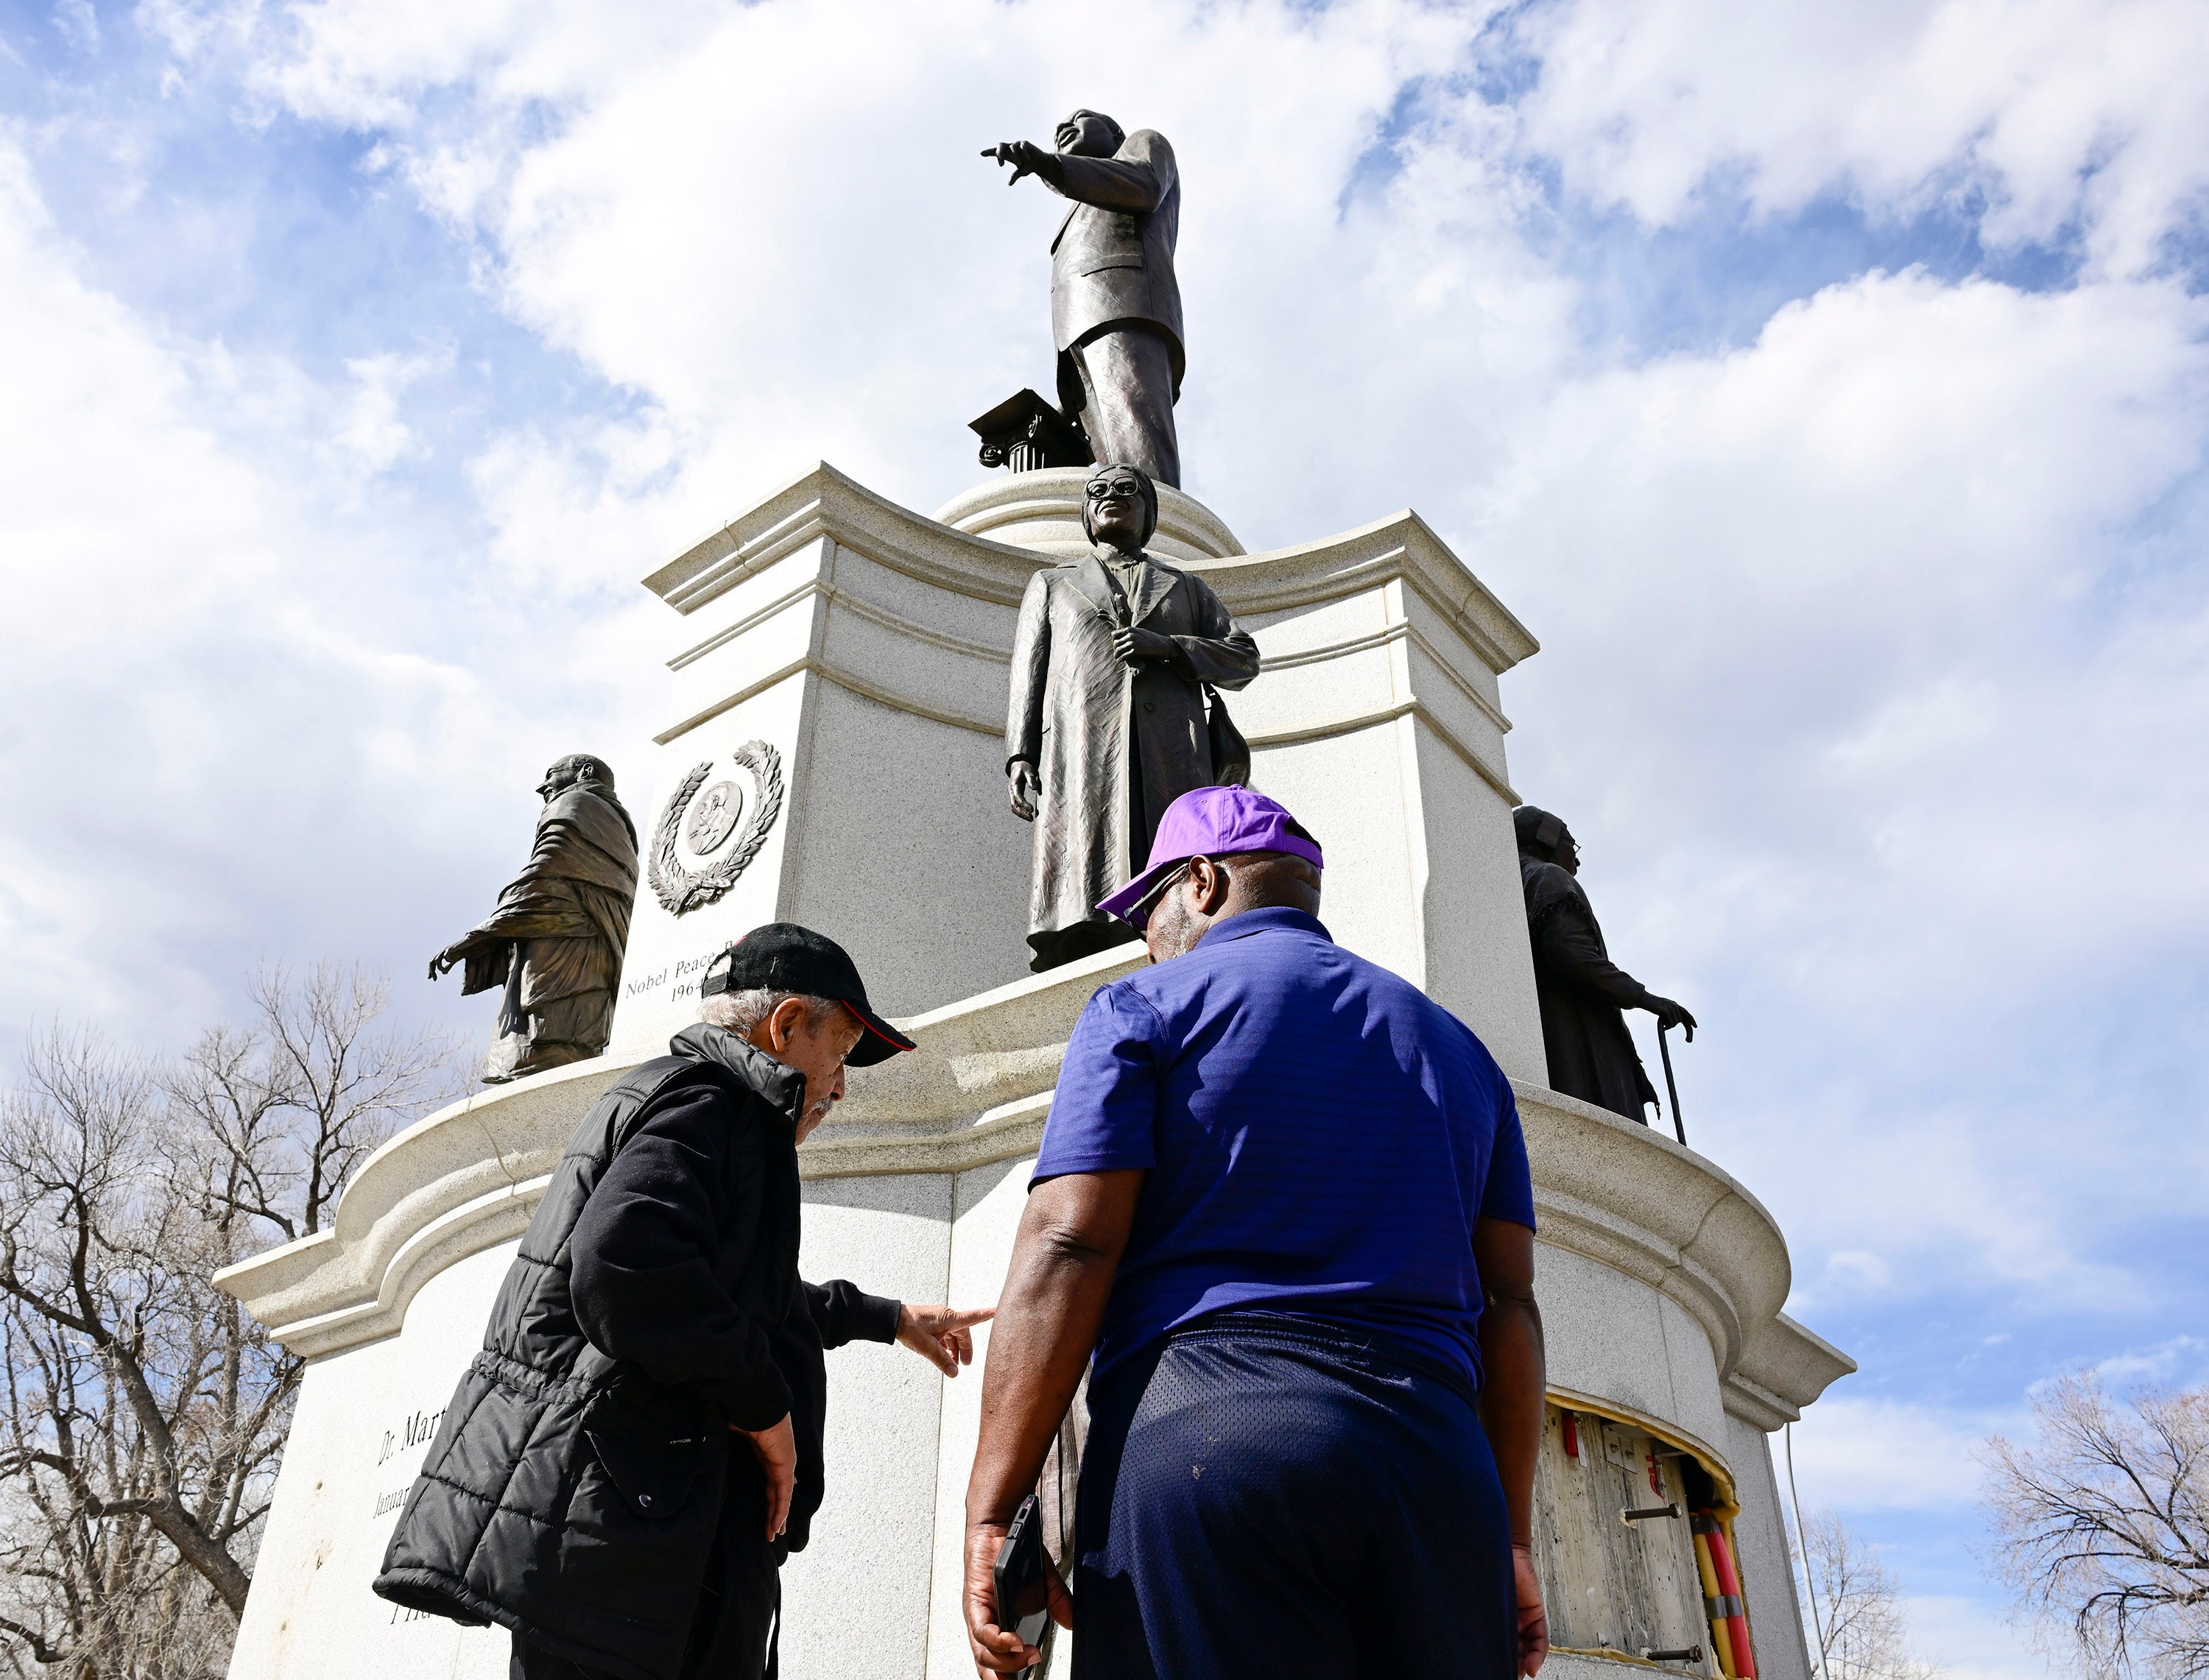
[1098, 786, 1325, 928]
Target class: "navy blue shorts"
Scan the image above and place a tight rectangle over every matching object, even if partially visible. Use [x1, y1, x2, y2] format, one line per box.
[1074, 1312, 1518, 1680]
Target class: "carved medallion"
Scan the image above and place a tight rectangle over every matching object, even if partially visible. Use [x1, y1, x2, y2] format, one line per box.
[686, 780, 744, 855]
[649, 741, 784, 916]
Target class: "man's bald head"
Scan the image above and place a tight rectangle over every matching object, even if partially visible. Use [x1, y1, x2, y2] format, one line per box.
[1055, 110, 1125, 157]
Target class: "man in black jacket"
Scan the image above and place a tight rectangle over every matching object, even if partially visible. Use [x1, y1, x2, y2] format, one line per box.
[1515, 807, 1696, 1124]
[375, 924, 991, 1680]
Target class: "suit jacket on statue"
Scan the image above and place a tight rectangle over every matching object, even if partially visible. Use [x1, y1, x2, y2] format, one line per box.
[1007, 551, 1257, 970]
[1049, 129, 1184, 393]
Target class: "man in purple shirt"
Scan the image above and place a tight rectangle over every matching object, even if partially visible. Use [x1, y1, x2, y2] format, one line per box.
[962, 788, 1550, 1679]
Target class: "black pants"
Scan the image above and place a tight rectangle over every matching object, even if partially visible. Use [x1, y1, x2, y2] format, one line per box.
[510, 1489, 778, 1680]
[1074, 1313, 1519, 1680]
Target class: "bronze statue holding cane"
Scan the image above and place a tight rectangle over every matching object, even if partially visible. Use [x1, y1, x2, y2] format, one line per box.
[1515, 806, 1697, 1127]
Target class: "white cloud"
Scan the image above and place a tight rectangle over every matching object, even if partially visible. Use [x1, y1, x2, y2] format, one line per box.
[2082, 1336, 2208, 1388]
[0, 143, 272, 646]
[331, 347, 448, 480]
[52, 0, 99, 54]
[1489, 267, 2209, 1305]
[1786, 1396, 2004, 1513]
[1514, 0, 2209, 278]
[1902, 1592, 2065, 1680]
[0, 130, 648, 1051]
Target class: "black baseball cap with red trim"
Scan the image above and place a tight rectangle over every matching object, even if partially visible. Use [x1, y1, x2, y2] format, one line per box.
[700, 923, 917, 1067]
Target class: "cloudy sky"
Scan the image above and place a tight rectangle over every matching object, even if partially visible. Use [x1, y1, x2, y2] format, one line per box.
[4, 0, 2205, 1670]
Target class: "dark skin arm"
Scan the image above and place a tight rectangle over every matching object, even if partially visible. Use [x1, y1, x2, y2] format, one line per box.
[1476, 1215, 1549, 1676]
[962, 1168, 1144, 1673]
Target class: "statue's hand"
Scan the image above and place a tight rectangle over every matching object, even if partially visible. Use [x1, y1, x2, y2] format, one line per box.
[1008, 760, 1040, 822]
[429, 941, 466, 981]
[1111, 625, 1176, 666]
[981, 140, 1053, 186]
[1649, 996, 1697, 1037]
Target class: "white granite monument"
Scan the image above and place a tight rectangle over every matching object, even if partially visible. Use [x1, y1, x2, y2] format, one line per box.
[217, 464, 1852, 1680]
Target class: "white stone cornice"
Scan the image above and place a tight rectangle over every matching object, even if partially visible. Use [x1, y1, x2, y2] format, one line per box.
[1194, 515, 1540, 674]
[641, 463, 1538, 684]
[1247, 696, 1518, 800]
[648, 463, 1049, 615]
[933, 468, 1247, 564]
[1513, 1081, 1856, 1423]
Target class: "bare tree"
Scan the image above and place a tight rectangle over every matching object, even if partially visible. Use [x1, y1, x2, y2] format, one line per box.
[172, 964, 460, 1243]
[1795, 1508, 1939, 1680]
[0, 968, 464, 1680]
[1983, 1372, 2209, 1680]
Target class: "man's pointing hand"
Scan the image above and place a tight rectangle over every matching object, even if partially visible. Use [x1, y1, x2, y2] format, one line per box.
[898, 1303, 995, 1377]
[981, 141, 1058, 187]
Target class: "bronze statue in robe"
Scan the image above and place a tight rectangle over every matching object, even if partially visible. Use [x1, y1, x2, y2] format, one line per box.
[983, 110, 1184, 487]
[1006, 464, 1258, 972]
[431, 755, 639, 1083]
[1515, 806, 1697, 1124]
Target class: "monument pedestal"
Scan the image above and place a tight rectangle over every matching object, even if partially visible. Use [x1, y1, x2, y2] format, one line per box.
[217, 466, 1850, 1680]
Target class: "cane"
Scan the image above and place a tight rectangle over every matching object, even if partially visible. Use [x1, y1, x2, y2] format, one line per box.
[1658, 1021, 1689, 1148]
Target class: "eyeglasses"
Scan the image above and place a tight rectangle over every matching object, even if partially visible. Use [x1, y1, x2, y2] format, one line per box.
[1087, 479, 1144, 501]
[1124, 855, 1227, 930]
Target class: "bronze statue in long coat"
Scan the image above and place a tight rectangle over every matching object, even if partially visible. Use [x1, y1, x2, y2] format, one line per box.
[430, 755, 639, 1083]
[1007, 465, 1258, 971]
[1515, 806, 1696, 1124]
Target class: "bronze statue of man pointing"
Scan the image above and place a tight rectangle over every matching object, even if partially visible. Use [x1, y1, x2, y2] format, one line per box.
[984, 111, 1185, 487]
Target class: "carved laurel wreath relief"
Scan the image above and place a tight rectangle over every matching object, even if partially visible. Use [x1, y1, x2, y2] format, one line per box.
[648, 739, 785, 916]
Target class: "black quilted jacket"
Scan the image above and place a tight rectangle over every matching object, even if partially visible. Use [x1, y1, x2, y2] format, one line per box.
[371, 1024, 899, 1680]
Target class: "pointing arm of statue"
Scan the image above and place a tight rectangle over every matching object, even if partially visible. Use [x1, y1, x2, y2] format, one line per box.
[981, 141, 1063, 189]
[429, 935, 479, 981]
[1047, 139, 1172, 213]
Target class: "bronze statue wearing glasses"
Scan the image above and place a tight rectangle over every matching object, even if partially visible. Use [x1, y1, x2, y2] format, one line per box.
[1004, 465, 1259, 971]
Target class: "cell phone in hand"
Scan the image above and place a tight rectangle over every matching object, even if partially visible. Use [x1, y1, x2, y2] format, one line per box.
[993, 1494, 1053, 1656]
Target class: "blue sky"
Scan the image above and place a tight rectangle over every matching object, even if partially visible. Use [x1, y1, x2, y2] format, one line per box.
[4, 3, 2206, 1675]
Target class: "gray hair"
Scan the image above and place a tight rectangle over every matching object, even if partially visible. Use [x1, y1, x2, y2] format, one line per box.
[545, 752, 616, 792]
[699, 989, 839, 1038]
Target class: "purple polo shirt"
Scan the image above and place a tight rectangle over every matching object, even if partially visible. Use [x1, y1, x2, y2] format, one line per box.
[1033, 907, 1536, 1389]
